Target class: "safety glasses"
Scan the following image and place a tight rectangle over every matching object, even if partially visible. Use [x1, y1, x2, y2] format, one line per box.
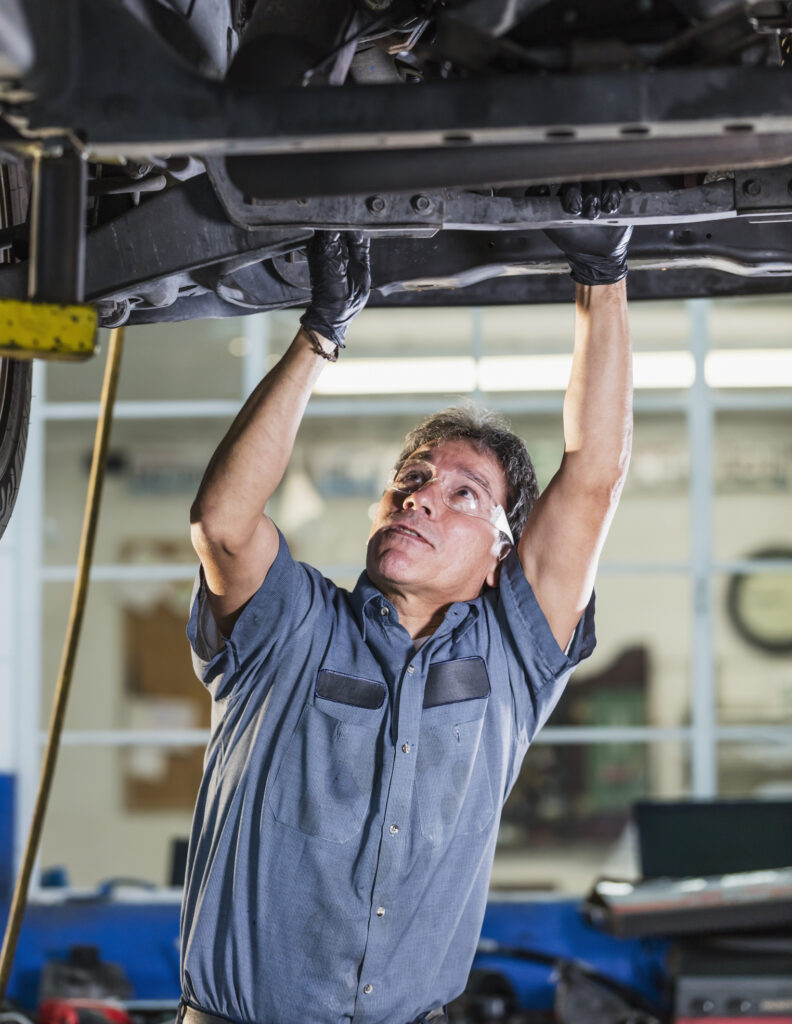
[387, 460, 514, 545]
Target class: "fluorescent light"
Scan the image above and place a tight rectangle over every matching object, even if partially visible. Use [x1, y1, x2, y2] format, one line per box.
[632, 352, 695, 390]
[478, 355, 571, 392]
[311, 350, 792, 396]
[480, 352, 695, 392]
[313, 357, 476, 395]
[706, 349, 792, 388]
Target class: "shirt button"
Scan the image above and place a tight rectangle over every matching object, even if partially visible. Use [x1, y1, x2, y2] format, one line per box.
[380, 606, 388, 616]
[363, 984, 373, 995]
[376, 906, 386, 917]
[407, 665, 415, 675]
[402, 742, 411, 754]
[389, 823, 399, 835]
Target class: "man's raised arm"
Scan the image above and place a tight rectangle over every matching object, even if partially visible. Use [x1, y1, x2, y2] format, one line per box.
[190, 232, 370, 636]
[518, 211, 633, 652]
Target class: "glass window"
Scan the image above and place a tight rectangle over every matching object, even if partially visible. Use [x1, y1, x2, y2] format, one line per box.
[718, 740, 792, 799]
[46, 320, 249, 403]
[496, 741, 689, 891]
[551, 576, 690, 730]
[270, 307, 477, 362]
[480, 304, 574, 357]
[713, 411, 792, 563]
[714, 572, 792, 726]
[43, 417, 225, 566]
[480, 301, 691, 357]
[604, 413, 690, 562]
[709, 296, 792, 350]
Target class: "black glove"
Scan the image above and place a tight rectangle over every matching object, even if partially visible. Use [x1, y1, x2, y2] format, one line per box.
[300, 231, 371, 351]
[557, 180, 628, 221]
[544, 181, 634, 286]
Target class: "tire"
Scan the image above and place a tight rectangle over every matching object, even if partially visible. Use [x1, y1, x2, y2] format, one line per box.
[0, 160, 32, 541]
[0, 357, 32, 538]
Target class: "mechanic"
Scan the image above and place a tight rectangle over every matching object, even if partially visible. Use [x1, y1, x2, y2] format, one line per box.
[182, 214, 632, 1024]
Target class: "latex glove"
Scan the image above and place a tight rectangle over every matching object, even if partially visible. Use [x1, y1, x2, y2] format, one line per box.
[544, 181, 634, 286]
[557, 180, 628, 221]
[300, 231, 371, 350]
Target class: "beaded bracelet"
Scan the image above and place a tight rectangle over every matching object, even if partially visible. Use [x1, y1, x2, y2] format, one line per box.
[304, 328, 340, 362]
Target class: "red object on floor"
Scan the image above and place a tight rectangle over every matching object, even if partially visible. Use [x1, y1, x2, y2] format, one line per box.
[39, 999, 133, 1024]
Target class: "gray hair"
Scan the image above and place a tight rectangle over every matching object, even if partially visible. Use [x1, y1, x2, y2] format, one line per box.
[394, 403, 539, 542]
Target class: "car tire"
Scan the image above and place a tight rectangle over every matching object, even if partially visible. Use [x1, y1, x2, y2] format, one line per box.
[0, 356, 32, 539]
[0, 160, 33, 541]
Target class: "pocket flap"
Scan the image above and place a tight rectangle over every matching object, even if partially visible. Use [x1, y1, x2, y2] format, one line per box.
[423, 657, 491, 708]
[316, 670, 386, 710]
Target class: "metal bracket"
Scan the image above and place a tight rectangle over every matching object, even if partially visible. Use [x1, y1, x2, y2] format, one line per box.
[205, 158, 445, 232]
[734, 165, 792, 221]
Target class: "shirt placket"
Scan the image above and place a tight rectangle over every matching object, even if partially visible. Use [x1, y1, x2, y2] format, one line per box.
[354, 603, 426, 1016]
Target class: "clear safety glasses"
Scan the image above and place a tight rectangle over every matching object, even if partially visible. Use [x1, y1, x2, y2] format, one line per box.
[387, 460, 514, 545]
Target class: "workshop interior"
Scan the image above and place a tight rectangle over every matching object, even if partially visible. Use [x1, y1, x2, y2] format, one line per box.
[1, 0, 792, 1022]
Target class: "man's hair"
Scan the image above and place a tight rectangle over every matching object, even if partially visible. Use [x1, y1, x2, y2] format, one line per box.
[394, 403, 540, 542]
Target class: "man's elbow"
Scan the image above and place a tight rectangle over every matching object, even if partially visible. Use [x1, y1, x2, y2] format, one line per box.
[190, 516, 218, 560]
[191, 492, 266, 560]
[190, 495, 217, 542]
[190, 508, 242, 560]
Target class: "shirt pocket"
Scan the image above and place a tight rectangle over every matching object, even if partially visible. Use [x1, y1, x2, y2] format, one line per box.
[268, 671, 386, 844]
[414, 658, 495, 846]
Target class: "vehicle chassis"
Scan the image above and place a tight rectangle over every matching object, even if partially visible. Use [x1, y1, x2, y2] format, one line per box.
[5, 0, 792, 319]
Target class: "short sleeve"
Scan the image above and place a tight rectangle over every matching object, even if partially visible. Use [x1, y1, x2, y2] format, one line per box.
[498, 548, 596, 678]
[186, 528, 324, 702]
[497, 547, 596, 750]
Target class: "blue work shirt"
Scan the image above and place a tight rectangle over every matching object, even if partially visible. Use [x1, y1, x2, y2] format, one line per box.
[182, 529, 595, 1024]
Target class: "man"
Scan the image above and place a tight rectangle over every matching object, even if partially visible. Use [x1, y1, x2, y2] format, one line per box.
[183, 213, 632, 1024]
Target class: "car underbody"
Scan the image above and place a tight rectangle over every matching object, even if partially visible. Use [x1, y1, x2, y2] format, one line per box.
[3, 0, 792, 324]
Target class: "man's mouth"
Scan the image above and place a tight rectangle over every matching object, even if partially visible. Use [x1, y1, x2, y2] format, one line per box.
[386, 523, 431, 546]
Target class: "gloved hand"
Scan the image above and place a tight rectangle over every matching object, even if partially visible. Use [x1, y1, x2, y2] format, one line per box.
[544, 181, 634, 286]
[300, 230, 371, 352]
[557, 180, 629, 221]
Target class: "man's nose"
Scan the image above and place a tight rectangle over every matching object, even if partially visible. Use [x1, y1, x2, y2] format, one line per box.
[402, 479, 440, 514]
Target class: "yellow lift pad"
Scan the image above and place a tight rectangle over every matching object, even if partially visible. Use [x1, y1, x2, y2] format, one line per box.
[0, 299, 97, 361]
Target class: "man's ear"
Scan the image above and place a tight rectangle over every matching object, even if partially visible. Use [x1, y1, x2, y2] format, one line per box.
[485, 542, 512, 588]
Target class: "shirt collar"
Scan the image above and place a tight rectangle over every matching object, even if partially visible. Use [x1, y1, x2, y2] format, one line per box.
[351, 571, 481, 643]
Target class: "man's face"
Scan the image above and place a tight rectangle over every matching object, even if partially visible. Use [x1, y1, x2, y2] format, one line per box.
[366, 438, 511, 603]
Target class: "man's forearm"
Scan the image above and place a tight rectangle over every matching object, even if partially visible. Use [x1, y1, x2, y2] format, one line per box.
[190, 327, 332, 547]
[562, 279, 633, 488]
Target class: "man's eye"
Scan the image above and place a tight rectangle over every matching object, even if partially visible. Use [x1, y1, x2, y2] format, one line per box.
[455, 485, 479, 503]
[398, 470, 425, 489]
